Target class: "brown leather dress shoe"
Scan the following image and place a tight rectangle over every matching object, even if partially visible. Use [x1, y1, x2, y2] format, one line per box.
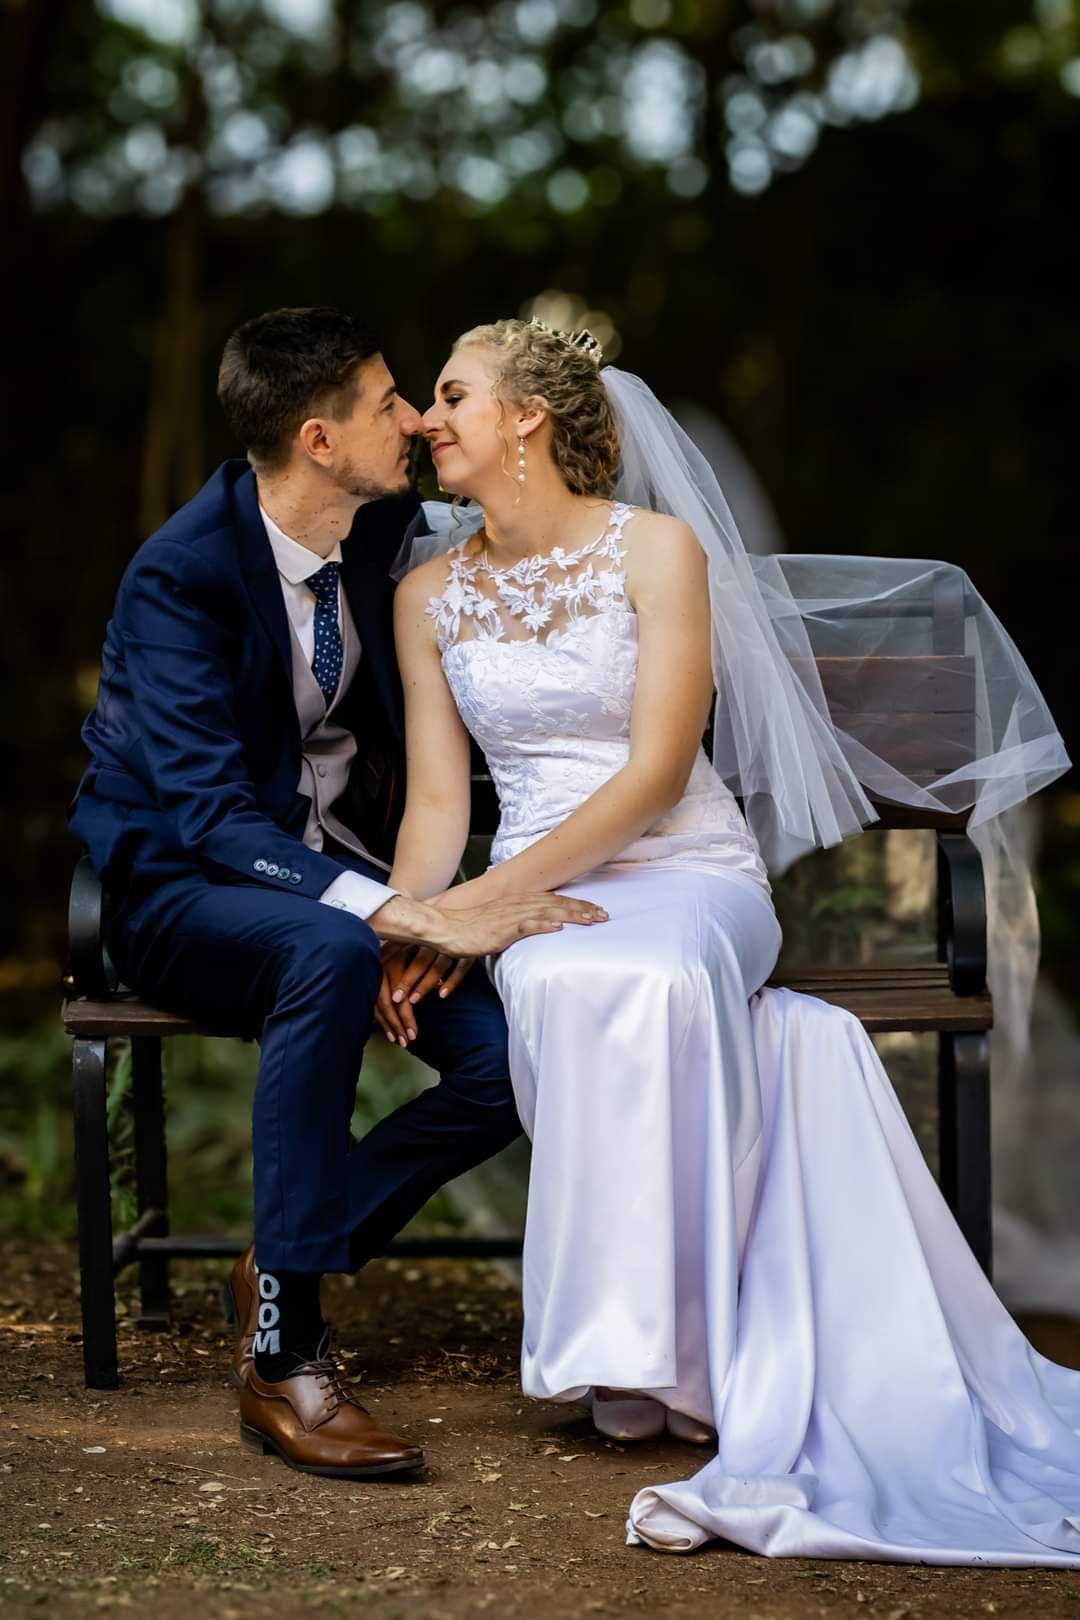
[221, 1244, 258, 1390]
[237, 1335, 424, 1479]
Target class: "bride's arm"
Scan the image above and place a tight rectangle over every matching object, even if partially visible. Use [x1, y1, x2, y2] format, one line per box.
[388, 563, 473, 900]
[441, 515, 714, 908]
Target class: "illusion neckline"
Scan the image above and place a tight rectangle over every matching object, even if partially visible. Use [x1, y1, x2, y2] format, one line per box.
[460, 501, 629, 579]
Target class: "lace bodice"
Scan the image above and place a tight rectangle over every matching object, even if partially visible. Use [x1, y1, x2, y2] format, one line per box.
[427, 502, 633, 651]
[426, 502, 769, 887]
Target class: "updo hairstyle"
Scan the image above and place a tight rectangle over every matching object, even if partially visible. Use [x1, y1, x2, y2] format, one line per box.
[453, 318, 621, 497]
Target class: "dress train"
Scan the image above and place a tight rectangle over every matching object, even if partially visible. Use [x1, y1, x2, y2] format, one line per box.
[627, 985, 1080, 1564]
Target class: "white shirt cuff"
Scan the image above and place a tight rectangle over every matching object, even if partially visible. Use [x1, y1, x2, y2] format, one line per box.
[320, 870, 399, 922]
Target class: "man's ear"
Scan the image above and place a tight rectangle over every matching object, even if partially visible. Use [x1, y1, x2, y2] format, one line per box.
[297, 415, 334, 467]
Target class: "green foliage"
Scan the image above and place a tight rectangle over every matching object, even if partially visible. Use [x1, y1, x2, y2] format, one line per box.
[21, 1, 1080, 221]
[0, 1023, 71, 1230]
[771, 829, 934, 968]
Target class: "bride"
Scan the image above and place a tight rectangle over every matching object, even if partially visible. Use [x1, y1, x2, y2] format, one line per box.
[385, 316, 1080, 1565]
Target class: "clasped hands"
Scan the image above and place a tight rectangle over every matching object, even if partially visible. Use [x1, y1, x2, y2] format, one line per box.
[376, 937, 470, 1046]
[374, 878, 609, 1046]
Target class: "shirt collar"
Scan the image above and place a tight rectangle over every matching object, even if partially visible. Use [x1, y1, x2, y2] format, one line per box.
[259, 504, 343, 584]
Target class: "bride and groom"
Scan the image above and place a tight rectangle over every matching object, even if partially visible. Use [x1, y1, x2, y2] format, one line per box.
[71, 306, 1080, 1566]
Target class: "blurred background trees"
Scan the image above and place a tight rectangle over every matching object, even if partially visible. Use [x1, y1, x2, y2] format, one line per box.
[2, 0, 1078, 1242]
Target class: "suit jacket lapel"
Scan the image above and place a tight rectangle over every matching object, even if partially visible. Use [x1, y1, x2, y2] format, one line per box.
[231, 467, 295, 694]
[340, 493, 421, 743]
[233, 473, 418, 744]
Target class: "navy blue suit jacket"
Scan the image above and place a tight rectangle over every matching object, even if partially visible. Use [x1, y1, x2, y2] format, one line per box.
[70, 460, 421, 918]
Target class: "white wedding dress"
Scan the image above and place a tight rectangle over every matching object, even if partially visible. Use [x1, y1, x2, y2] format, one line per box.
[426, 501, 1080, 1566]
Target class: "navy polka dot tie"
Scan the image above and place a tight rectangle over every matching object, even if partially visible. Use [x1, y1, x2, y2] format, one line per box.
[308, 562, 343, 706]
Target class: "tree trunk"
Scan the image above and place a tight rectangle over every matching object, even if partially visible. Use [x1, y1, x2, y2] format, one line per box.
[139, 196, 206, 534]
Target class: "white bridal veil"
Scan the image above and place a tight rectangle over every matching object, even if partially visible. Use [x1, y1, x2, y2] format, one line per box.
[602, 367, 1070, 1086]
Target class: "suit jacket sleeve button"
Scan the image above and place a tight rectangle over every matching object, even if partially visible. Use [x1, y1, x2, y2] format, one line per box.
[266, 863, 279, 876]
[290, 872, 303, 884]
[254, 859, 268, 872]
[278, 867, 291, 880]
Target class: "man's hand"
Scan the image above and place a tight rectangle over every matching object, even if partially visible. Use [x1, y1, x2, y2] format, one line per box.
[431, 892, 609, 957]
[368, 891, 609, 959]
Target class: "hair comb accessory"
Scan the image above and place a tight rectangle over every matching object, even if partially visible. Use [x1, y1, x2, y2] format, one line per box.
[527, 314, 603, 366]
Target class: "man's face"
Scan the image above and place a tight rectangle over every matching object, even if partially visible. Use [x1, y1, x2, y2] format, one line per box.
[317, 354, 422, 501]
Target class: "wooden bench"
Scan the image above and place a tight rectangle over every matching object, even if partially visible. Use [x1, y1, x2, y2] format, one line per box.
[63, 635, 993, 1389]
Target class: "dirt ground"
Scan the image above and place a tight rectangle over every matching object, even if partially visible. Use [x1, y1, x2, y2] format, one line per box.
[2, 1242, 1080, 1620]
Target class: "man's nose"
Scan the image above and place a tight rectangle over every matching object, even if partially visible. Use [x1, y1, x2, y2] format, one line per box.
[398, 398, 423, 436]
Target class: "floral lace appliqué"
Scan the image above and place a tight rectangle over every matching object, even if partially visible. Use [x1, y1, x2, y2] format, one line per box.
[426, 502, 633, 653]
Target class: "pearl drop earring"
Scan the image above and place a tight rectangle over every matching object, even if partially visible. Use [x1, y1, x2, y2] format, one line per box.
[517, 436, 527, 485]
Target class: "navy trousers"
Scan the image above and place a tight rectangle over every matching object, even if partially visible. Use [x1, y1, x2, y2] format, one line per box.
[107, 851, 520, 1275]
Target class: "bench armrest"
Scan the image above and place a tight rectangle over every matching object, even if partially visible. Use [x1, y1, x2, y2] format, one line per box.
[936, 832, 987, 996]
[67, 854, 117, 999]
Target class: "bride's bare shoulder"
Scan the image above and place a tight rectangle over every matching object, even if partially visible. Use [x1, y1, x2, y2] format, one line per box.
[394, 546, 469, 608]
[621, 507, 705, 575]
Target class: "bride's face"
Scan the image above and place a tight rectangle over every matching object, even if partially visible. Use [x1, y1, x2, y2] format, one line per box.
[423, 345, 523, 497]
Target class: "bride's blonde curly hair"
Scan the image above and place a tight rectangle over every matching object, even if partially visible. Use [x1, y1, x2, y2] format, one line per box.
[453, 318, 621, 497]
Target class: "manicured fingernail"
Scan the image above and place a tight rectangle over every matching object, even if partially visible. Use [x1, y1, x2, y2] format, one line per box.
[392, 990, 403, 1003]
[409, 993, 420, 1004]
[439, 988, 448, 998]
[386, 1031, 395, 1042]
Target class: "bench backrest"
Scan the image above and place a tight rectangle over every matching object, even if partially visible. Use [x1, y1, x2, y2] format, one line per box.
[813, 654, 976, 788]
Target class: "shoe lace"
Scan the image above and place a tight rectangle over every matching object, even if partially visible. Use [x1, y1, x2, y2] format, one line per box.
[296, 1328, 369, 1416]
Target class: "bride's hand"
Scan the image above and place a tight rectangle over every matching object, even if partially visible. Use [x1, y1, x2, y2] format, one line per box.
[430, 876, 497, 912]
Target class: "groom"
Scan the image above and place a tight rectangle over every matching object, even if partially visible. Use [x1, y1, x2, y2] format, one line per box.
[70, 306, 603, 1479]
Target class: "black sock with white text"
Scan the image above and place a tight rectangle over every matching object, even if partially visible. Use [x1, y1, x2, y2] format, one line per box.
[251, 1267, 325, 1381]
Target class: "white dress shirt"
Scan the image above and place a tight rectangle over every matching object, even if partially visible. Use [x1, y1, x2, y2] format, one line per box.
[260, 505, 397, 924]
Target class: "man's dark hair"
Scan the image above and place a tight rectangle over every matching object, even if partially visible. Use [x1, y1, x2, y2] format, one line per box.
[217, 306, 380, 469]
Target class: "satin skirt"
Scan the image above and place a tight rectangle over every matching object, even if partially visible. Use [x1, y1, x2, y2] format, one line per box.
[492, 863, 1080, 1566]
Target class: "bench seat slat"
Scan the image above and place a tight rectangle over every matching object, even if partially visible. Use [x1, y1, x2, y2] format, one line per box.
[64, 999, 203, 1038]
[768, 967, 992, 1033]
[64, 961, 992, 1040]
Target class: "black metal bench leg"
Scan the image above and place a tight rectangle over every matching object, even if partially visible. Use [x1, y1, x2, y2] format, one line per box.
[72, 1036, 119, 1389]
[131, 1036, 170, 1327]
[938, 1031, 993, 1280]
